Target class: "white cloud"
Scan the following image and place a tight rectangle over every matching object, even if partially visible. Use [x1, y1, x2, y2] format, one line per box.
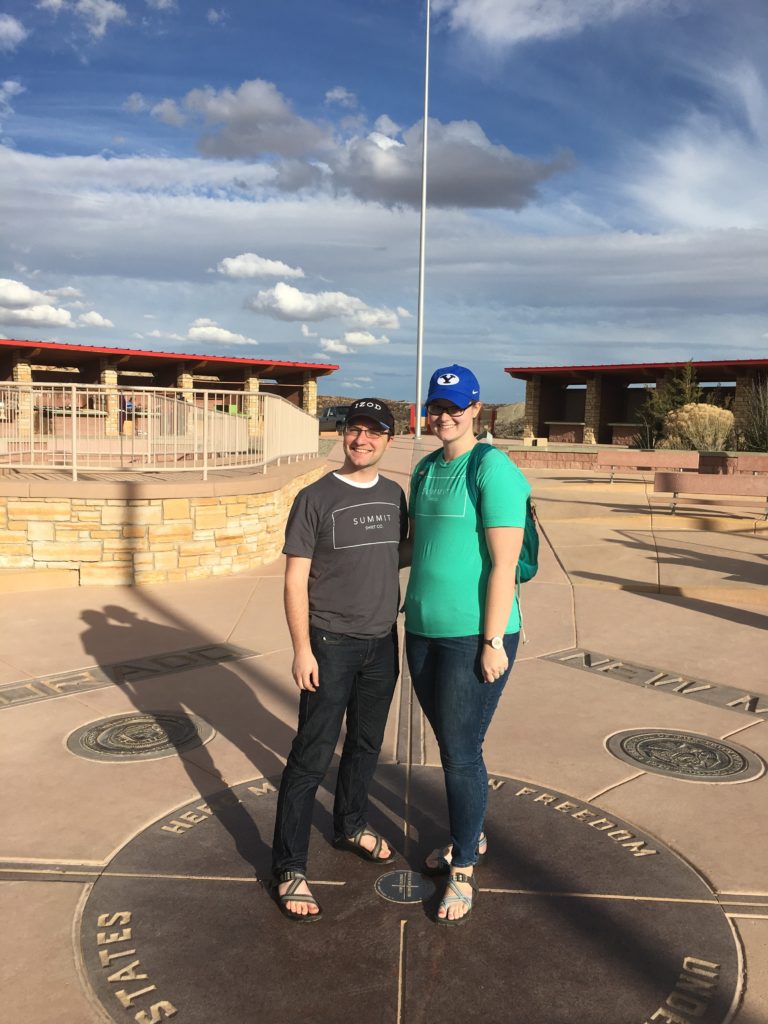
[0, 14, 27, 52]
[146, 0, 176, 9]
[36, 0, 65, 10]
[139, 76, 566, 209]
[626, 60, 768, 231]
[151, 98, 186, 128]
[300, 323, 318, 338]
[186, 317, 257, 346]
[207, 8, 226, 24]
[333, 117, 570, 208]
[396, 306, 412, 319]
[374, 115, 401, 138]
[217, 252, 304, 279]
[0, 304, 73, 327]
[342, 330, 389, 347]
[246, 282, 400, 329]
[325, 86, 357, 109]
[182, 79, 332, 159]
[123, 92, 146, 114]
[78, 310, 114, 327]
[0, 278, 51, 309]
[432, 0, 672, 48]
[338, 380, 363, 389]
[320, 338, 351, 355]
[74, 0, 128, 39]
[0, 80, 25, 124]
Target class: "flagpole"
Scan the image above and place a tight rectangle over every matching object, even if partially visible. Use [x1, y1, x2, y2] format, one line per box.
[414, 0, 431, 439]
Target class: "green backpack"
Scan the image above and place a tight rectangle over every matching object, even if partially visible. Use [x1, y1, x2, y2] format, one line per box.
[411, 444, 539, 584]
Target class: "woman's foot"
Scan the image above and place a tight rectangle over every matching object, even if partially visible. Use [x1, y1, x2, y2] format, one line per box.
[423, 831, 487, 874]
[436, 868, 478, 925]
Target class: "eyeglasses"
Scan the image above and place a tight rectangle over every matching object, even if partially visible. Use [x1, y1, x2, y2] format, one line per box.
[344, 425, 389, 439]
[426, 403, 472, 418]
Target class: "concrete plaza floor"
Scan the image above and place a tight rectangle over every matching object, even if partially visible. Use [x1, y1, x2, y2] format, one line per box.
[1, 438, 767, 1023]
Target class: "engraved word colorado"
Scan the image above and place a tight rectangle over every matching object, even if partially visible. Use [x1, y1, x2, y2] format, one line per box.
[332, 501, 401, 549]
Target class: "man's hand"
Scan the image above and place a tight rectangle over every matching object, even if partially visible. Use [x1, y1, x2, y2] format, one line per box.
[292, 649, 320, 691]
[480, 645, 508, 684]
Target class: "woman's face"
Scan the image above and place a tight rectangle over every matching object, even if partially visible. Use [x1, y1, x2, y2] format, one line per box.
[426, 400, 482, 444]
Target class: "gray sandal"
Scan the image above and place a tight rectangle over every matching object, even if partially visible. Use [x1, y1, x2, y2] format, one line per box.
[333, 825, 395, 864]
[273, 870, 323, 923]
[435, 871, 479, 926]
[422, 832, 487, 876]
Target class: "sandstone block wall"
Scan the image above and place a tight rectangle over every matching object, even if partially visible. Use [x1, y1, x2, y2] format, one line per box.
[0, 463, 325, 586]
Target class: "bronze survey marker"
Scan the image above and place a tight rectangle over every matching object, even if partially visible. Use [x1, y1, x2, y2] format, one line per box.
[77, 765, 741, 1024]
[66, 712, 215, 763]
[606, 729, 765, 784]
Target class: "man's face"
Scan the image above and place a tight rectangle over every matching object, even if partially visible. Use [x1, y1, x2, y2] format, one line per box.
[341, 416, 392, 469]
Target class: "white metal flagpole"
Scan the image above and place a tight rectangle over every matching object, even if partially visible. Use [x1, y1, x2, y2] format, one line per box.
[414, 0, 431, 439]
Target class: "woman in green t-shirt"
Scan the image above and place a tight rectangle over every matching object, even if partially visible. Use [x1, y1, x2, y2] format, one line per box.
[404, 364, 530, 925]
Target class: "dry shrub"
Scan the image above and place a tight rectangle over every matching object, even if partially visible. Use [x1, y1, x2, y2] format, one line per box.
[661, 403, 734, 451]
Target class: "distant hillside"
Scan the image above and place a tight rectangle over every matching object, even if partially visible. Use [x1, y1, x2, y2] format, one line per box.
[318, 396, 525, 436]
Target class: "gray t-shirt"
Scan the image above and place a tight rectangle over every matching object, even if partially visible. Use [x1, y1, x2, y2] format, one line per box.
[283, 471, 407, 638]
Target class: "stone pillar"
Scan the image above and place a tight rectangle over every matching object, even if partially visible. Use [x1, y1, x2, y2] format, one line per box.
[523, 376, 541, 440]
[732, 373, 752, 440]
[100, 363, 119, 438]
[244, 376, 261, 440]
[176, 371, 194, 403]
[583, 375, 602, 446]
[301, 373, 317, 417]
[12, 356, 33, 440]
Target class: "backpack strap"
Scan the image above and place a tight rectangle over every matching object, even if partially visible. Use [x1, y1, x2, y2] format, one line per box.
[409, 448, 443, 508]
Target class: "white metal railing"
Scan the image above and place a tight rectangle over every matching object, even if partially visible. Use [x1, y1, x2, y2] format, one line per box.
[0, 383, 319, 480]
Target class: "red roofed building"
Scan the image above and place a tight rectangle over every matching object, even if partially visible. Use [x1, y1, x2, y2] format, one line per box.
[505, 358, 768, 445]
[0, 338, 338, 417]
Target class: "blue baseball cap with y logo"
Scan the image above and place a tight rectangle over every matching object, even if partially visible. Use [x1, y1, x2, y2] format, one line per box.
[426, 364, 480, 408]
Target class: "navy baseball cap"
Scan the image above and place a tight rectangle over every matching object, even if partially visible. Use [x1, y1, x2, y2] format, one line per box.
[345, 398, 395, 433]
[426, 364, 480, 408]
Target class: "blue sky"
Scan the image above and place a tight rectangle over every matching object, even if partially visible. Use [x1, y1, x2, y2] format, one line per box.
[1, 0, 766, 403]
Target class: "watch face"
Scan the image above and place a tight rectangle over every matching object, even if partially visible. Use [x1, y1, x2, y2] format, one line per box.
[491, 636, 503, 650]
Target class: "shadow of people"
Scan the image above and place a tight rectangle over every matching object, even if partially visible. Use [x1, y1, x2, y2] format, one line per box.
[79, 604, 302, 881]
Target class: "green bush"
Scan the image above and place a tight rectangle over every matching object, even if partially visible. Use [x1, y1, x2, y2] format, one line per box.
[739, 378, 768, 451]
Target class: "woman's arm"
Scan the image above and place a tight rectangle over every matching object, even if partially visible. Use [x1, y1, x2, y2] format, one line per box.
[481, 525, 524, 683]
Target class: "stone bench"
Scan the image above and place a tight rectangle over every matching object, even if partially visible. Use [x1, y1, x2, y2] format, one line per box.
[736, 454, 768, 475]
[653, 471, 768, 517]
[596, 449, 700, 483]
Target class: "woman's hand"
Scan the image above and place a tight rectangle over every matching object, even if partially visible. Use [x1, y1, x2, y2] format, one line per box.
[480, 645, 509, 684]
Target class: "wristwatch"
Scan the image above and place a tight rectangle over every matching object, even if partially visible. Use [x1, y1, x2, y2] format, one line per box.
[484, 636, 504, 650]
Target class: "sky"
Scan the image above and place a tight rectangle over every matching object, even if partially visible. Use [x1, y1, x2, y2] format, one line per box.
[0, 0, 767, 403]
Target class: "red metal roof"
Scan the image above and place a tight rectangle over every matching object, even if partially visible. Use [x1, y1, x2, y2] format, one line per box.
[505, 357, 768, 380]
[0, 338, 338, 376]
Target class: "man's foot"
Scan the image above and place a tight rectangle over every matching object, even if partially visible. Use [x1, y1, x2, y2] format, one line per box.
[436, 868, 478, 925]
[333, 825, 395, 864]
[274, 871, 322, 922]
[423, 831, 487, 875]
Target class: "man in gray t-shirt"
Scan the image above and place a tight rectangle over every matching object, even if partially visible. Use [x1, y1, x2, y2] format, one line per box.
[271, 399, 407, 922]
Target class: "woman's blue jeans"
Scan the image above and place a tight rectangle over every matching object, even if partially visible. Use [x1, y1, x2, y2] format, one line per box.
[406, 631, 520, 868]
[272, 626, 398, 876]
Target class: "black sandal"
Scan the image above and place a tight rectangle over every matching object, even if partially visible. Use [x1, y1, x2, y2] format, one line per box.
[333, 825, 395, 864]
[272, 871, 323, 922]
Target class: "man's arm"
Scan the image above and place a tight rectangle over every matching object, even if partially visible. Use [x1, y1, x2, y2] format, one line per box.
[284, 554, 320, 691]
[481, 526, 524, 684]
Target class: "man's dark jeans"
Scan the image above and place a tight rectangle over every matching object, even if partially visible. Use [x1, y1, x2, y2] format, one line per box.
[271, 625, 398, 876]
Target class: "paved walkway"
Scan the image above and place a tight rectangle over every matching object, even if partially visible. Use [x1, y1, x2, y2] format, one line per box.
[1, 438, 766, 1023]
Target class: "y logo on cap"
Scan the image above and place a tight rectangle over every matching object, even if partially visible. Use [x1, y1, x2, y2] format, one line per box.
[438, 373, 460, 386]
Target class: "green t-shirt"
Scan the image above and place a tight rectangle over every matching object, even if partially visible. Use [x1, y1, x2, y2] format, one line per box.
[404, 446, 531, 638]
